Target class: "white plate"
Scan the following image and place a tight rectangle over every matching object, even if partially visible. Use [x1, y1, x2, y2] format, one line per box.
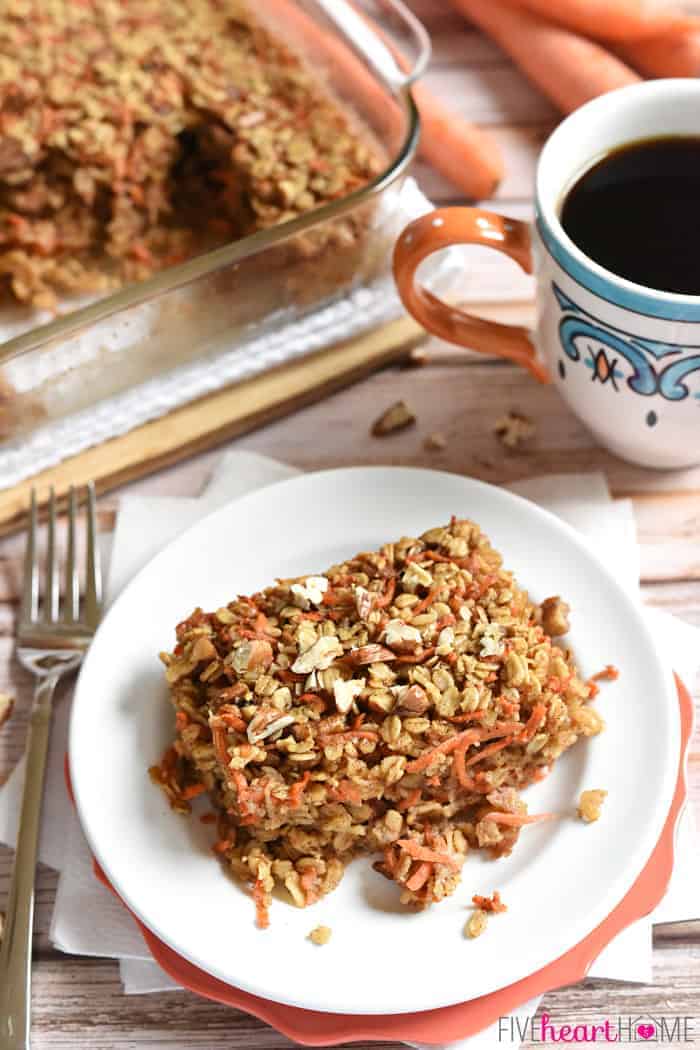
[70, 468, 678, 1015]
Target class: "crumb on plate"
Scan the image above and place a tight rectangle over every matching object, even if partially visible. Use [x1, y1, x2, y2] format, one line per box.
[578, 789, 607, 823]
[540, 596, 570, 637]
[465, 909, 488, 939]
[308, 924, 332, 946]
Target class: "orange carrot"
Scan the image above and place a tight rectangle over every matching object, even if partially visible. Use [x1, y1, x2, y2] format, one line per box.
[405, 728, 481, 774]
[397, 839, 461, 870]
[472, 890, 507, 913]
[449, 0, 640, 114]
[453, 743, 476, 789]
[410, 588, 439, 618]
[199, 812, 217, 824]
[619, 32, 700, 76]
[288, 771, 311, 809]
[587, 680, 601, 699]
[405, 861, 433, 892]
[329, 779, 363, 805]
[175, 711, 189, 732]
[181, 783, 206, 800]
[502, 0, 695, 41]
[213, 838, 233, 853]
[591, 664, 620, 681]
[346, 1, 504, 199]
[481, 810, 556, 826]
[464, 736, 513, 768]
[397, 787, 423, 811]
[409, 81, 504, 199]
[518, 702, 546, 741]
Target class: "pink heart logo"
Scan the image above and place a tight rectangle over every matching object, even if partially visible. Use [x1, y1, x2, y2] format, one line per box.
[637, 1024, 655, 1040]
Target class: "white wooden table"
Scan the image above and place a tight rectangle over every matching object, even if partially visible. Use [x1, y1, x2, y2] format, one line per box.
[1, 3, 699, 1046]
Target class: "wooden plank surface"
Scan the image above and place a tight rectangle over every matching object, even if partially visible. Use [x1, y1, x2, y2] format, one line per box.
[1, 1, 700, 1047]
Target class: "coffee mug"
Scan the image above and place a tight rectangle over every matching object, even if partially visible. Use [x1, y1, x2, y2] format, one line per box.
[393, 79, 700, 470]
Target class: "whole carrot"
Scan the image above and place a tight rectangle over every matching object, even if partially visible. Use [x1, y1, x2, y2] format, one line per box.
[502, 0, 696, 41]
[449, 0, 640, 114]
[619, 31, 700, 76]
[270, 0, 503, 200]
[350, 1, 504, 198]
[409, 81, 504, 199]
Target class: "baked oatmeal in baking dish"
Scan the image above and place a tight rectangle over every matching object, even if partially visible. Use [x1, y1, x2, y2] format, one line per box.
[152, 518, 603, 928]
[0, 0, 382, 308]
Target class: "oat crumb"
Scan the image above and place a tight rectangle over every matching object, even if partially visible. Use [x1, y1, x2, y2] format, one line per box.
[424, 432, 446, 452]
[0, 693, 14, 728]
[472, 890, 507, 914]
[308, 924, 332, 946]
[465, 909, 488, 939]
[371, 400, 416, 437]
[578, 789, 607, 823]
[494, 411, 536, 449]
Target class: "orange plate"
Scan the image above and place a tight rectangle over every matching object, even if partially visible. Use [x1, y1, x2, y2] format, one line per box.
[67, 674, 693, 1047]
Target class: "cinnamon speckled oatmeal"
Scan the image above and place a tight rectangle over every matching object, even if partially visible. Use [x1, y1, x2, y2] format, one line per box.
[151, 518, 604, 928]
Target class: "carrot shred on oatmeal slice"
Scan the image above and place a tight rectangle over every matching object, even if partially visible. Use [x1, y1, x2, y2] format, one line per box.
[481, 811, 556, 826]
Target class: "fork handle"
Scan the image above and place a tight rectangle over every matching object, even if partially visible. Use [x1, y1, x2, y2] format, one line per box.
[0, 674, 59, 1050]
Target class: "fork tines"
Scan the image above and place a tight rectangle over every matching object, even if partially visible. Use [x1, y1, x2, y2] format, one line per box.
[20, 483, 102, 633]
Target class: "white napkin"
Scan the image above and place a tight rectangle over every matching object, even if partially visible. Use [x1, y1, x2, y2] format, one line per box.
[1, 453, 698, 1050]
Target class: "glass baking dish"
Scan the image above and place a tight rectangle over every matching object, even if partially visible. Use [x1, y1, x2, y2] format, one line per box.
[0, 0, 425, 480]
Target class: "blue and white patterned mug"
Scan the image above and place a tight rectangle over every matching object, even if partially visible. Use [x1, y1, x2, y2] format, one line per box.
[394, 80, 700, 469]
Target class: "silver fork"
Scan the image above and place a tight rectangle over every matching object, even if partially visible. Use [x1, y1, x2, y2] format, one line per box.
[0, 484, 103, 1050]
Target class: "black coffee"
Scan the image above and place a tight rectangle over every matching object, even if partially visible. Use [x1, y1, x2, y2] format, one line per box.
[560, 136, 700, 295]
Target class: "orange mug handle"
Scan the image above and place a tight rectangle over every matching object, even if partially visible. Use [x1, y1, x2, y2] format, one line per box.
[393, 207, 549, 383]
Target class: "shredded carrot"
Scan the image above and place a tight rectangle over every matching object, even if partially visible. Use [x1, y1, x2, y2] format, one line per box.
[213, 838, 232, 853]
[519, 702, 546, 741]
[299, 611, 323, 621]
[252, 878, 270, 929]
[425, 773, 441, 787]
[200, 812, 217, 824]
[435, 614, 457, 630]
[397, 787, 422, 811]
[375, 576, 396, 608]
[218, 707, 247, 732]
[592, 664, 619, 681]
[453, 743, 476, 789]
[297, 692, 321, 704]
[481, 811, 556, 826]
[396, 839, 460, 871]
[405, 861, 433, 892]
[464, 736, 513, 768]
[448, 710, 490, 724]
[410, 588, 439, 617]
[329, 779, 363, 804]
[472, 890, 507, 913]
[300, 868, 320, 905]
[181, 783, 206, 800]
[175, 710, 189, 732]
[287, 771, 311, 808]
[587, 680, 600, 699]
[405, 728, 481, 774]
[352, 712, 365, 730]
